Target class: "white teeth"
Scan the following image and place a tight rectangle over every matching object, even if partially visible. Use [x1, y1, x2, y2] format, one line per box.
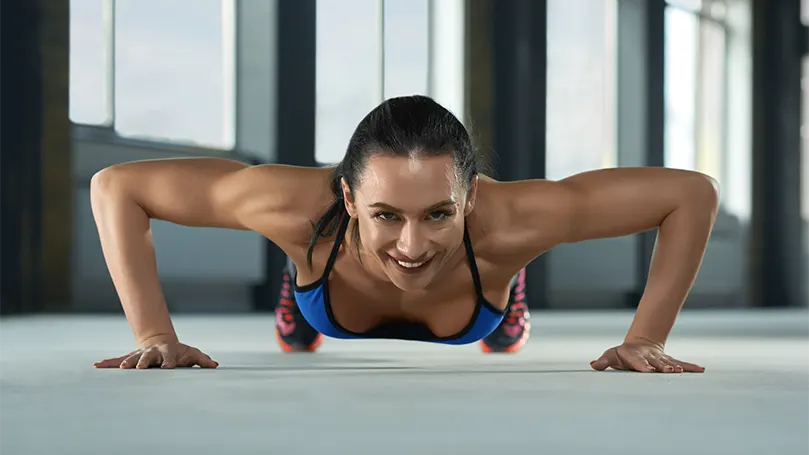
[396, 260, 426, 268]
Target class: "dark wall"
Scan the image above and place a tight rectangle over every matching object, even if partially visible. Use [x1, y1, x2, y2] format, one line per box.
[750, 0, 807, 307]
[1, 0, 72, 315]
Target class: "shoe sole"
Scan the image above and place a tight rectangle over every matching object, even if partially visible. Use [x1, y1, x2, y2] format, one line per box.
[275, 329, 323, 353]
[480, 322, 531, 354]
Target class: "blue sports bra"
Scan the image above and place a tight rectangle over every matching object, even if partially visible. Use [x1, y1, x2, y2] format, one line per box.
[293, 214, 506, 345]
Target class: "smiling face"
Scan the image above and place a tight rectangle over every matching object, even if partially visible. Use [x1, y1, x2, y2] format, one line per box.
[342, 153, 477, 291]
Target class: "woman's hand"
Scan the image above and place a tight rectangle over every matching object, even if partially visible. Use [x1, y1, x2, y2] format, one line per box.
[94, 341, 219, 369]
[590, 338, 704, 373]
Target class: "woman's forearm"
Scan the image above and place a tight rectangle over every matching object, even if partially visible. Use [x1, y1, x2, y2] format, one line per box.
[90, 170, 178, 347]
[624, 183, 720, 347]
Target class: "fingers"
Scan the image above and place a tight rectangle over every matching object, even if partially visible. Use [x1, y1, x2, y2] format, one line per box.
[591, 347, 654, 373]
[665, 356, 705, 373]
[647, 356, 678, 373]
[590, 352, 614, 371]
[590, 348, 622, 371]
[136, 348, 163, 369]
[119, 352, 143, 369]
[157, 344, 178, 369]
[171, 346, 218, 369]
[195, 349, 219, 369]
[94, 345, 220, 370]
[161, 356, 177, 369]
[94, 353, 134, 368]
[622, 349, 656, 373]
[636, 354, 703, 374]
[179, 348, 219, 369]
[191, 348, 219, 368]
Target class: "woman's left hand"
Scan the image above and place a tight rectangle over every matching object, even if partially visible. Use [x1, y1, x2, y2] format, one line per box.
[590, 338, 705, 373]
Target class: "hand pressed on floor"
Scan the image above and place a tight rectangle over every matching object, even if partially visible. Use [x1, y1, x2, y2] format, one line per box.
[94, 342, 218, 369]
[590, 338, 704, 373]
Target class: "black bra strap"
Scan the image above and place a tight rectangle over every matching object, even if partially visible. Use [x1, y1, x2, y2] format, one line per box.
[462, 222, 484, 299]
[323, 214, 351, 278]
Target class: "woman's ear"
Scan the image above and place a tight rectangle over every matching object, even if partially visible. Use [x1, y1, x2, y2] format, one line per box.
[464, 175, 478, 216]
[340, 177, 357, 217]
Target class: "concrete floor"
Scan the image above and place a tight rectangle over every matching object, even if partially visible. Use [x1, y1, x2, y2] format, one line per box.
[1, 309, 808, 455]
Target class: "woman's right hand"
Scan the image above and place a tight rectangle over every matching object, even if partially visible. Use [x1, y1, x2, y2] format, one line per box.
[94, 341, 219, 369]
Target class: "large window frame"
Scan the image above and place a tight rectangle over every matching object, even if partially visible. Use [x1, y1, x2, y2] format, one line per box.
[545, 0, 618, 181]
[313, 0, 465, 165]
[70, 0, 238, 156]
[664, 0, 730, 188]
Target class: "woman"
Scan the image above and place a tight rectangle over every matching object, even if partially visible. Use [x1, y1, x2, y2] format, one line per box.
[92, 95, 716, 373]
[275, 254, 529, 354]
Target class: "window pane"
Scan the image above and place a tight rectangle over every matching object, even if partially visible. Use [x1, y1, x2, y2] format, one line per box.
[546, 0, 618, 180]
[664, 7, 699, 171]
[802, 56, 808, 221]
[383, 0, 429, 99]
[666, 0, 703, 13]
[803, 0, 809, 25]
[69, 0, 111, 125]
[427, 0, 465, 123]
[316, 0, 382, 164]
[704, 0, 726, 22]
[114, 0, 235, 149]
[694, 20, 726, 182]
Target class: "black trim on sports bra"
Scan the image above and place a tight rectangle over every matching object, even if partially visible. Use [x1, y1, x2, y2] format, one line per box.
[462, 221, 485, 300]
[299, 214, 505, 342]
[293, 213, 352, 293]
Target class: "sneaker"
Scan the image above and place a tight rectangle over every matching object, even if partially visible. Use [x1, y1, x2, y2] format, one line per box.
[275, 269, 323, 352]
[480, 269, 531, 353]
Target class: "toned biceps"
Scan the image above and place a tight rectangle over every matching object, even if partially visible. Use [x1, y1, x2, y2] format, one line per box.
[495, 180, 580, 251]
[557, 167, 717, 243]
[498, 167, 718, 249]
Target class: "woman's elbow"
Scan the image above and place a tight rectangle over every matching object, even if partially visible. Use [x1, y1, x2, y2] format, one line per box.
[681, 171, 721, 216]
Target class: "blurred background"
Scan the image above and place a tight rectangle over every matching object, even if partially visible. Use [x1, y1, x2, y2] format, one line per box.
[1, 0, 807, 316]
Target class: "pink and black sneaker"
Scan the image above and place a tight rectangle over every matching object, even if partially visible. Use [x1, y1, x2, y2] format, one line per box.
[481, 268, 531, 353]
[275, 268, 323, 352]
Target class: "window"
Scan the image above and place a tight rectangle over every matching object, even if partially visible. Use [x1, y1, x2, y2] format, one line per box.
[69, 0, 112, 125]
[69, 0, 236, 150]
[694, 20, 726, 181]
[427, 0, 465, 123]
[803, 55, 808, 222]
[804, 0, 809, 24]
[664, 8, 698, 172]
[383, 0, 429, 99]
[315, 0, 383, 164]
[114, 0, 235, 148]
[546, 0, 618, 180]
[664, 1, 727, 181]
[315, 0, 446, 165]
[802, 0, 809, 221]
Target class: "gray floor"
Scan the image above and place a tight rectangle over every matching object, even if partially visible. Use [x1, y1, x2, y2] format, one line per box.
[2, 309, 808, 455]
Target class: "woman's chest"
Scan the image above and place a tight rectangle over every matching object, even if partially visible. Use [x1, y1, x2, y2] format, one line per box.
[325, 267, 511, 337]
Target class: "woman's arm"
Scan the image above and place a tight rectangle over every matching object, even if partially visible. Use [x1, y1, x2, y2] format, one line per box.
[90, 158, 329, 347]
[490, 166, 720, 346]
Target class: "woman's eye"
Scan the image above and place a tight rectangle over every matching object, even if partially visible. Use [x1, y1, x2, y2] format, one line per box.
[429, 211, 453, 221]
[376, 212, 397, 221]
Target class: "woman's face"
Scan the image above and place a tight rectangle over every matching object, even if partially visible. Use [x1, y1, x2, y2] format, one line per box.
[342, 154, 477, 291]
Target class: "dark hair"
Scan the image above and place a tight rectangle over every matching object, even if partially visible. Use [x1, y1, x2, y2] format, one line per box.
[306, 95, 483, 267]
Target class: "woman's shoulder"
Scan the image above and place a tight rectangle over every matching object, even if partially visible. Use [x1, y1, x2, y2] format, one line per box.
[465, 176, 543, 278]
[239, 164, 337, 249]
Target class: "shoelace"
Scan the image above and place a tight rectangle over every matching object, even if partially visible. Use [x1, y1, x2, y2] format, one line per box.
[277, 299, 297, 324]
[504, 301, 527, 326]
[277, 271, 298, 325]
